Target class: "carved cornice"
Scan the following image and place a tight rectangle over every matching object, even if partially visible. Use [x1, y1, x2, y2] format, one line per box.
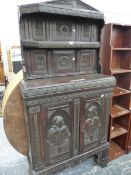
[21, 40, 100, 49]
[20, 77, 115, 98]
[19, 4, 104, 20]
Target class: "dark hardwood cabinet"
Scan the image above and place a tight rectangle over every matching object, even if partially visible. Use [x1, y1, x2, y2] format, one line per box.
[101, 23, 131, 160]
[19, 1, 115, 174]
[20, 74, 115, 174]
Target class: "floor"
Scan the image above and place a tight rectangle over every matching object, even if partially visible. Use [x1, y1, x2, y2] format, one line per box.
[0, 117, 131, 175]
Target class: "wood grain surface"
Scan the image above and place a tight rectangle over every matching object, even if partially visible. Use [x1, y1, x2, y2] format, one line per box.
[2, 70, 28, 155]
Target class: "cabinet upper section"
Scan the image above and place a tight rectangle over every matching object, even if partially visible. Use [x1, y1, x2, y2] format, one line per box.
[19, 0, 104, 79]
[19, 0, 104, 45]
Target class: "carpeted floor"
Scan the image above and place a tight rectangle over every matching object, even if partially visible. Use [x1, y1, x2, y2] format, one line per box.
[0, 117, 131, 175]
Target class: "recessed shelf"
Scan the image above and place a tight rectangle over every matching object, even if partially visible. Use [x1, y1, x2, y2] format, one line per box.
[111, 68, 131, 74]
[113, 87, 130, 97]
[111, 105, 130, 118]
[110, 123, 128, 139]
[109, 141, 125, 160]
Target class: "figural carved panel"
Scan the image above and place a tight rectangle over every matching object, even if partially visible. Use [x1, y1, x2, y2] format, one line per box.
[80, 98, 102, 152]
[45, 102, 74, 166]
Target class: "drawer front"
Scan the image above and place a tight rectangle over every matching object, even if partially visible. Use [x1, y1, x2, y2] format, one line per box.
[52, 50, 76, 74]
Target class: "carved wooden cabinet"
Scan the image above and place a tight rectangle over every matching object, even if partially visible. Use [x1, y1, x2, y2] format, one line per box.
[19, 0, 115, 175]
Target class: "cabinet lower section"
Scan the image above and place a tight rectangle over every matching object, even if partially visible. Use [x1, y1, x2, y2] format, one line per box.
[20, 74, 115, 175]
[29, 144, 109, 175]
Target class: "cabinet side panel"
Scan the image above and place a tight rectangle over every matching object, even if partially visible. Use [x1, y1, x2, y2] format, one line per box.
[100, 24, 112, 75]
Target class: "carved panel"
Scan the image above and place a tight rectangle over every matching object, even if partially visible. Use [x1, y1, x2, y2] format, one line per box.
[21, 16, 46, 40]
[52, 20, 75, 41]
[91, 24, 98, 42]
[24, 50, 49, 78]
[80, 98, 103, 152]
[44, 102, 74, 166]
[53, 50, 75, 74]
[80, 23, 92, 41]
[80, 50, 97, 72]
[29, 113, 45, 170]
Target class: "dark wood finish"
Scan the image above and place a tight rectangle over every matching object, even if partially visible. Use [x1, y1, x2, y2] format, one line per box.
[20, 74, 115, 174]
[101, 23, 131, 160]
[110, 123, 128, 139]
[18, 1, 115, 175]
[3, 71, 28, 155]
[23, 49, 98, 79]
[111, 105, 130, 118]
[113, 87, 130, 97]
[109, 141, 125, 160]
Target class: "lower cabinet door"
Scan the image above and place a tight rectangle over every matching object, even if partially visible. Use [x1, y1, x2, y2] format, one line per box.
[28, 100, 74, 170]
[79, 96, 103, 152]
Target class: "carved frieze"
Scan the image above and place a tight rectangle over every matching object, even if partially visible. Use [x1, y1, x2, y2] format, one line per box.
[26, 88, 113, 107]
[20, 77, 115, 98]
[20, 3, 104, 20]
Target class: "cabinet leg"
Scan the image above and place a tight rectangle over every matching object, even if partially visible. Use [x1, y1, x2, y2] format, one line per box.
[95, 148, 109, 168]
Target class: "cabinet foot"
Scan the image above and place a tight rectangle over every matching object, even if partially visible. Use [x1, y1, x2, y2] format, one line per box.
[95, 148, 109, 168]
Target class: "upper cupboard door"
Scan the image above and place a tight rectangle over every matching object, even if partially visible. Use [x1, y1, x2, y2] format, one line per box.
[52, 50, 76, 74]
[50, 19, 76, 41]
